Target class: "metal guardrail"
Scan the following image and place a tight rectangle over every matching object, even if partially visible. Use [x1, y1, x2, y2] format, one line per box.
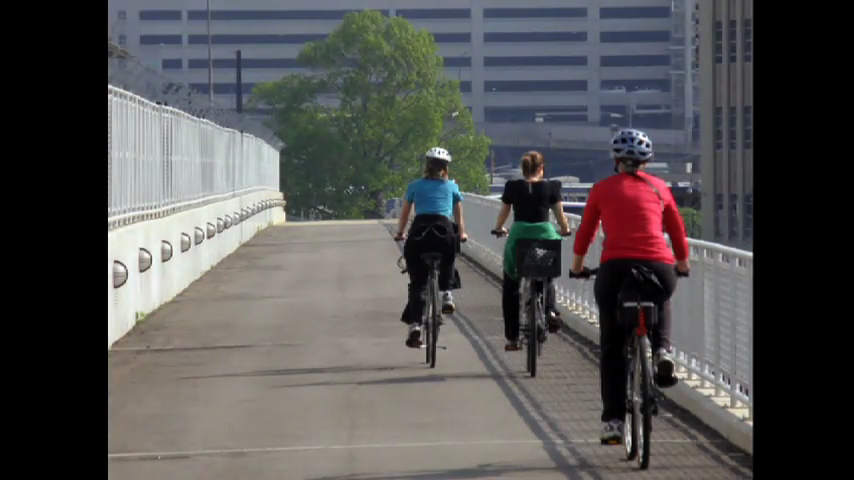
[459, 193, 752, 422]
[108, 85, 281, 230]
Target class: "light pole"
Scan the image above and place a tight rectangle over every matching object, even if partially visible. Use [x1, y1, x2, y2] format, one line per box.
[206, 0, 213, 105]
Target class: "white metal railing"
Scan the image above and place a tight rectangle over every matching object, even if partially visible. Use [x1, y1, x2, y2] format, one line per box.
[108, 85, 280, 229]
[460, 193, 753, 422]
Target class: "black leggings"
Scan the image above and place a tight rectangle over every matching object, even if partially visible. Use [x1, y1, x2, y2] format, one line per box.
[403, 215, 457, 325]
[502, 274, 557, 342]
[594, 258, 677, 422]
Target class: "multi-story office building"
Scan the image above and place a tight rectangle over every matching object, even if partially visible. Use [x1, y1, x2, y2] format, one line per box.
[108, 0, 692, 134]
[698, 0, 752, 249]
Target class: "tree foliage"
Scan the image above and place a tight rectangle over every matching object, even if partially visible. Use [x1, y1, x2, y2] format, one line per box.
[679, 207, 701, 238]
[251, 10, 490, 219]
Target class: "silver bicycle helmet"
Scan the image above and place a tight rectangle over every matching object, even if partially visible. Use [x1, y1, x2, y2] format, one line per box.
[425, 147, 452, 163]
[610, 128, 654, 165]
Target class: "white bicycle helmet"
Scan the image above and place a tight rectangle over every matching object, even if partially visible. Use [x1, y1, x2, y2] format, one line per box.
[425, 147, 452, 163]
[610, 128, 654, 164]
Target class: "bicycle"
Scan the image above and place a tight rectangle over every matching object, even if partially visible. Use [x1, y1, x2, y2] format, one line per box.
[492, 229, 568, 378]
[569, 264, 688, 470]
[397, 225, 465, 369]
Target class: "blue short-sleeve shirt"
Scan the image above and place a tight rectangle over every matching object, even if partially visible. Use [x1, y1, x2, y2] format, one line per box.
[405, 178, 463, 218]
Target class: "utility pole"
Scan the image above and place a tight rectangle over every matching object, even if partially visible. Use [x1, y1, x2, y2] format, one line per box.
[235, 49, 243, 113]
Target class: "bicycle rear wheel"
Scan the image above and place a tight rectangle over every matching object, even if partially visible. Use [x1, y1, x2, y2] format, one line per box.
[424, 283, 432, 365]
[624, 341, 639, 459]
[637, 335, 653, 469]
[429, 269, 439, 369]
[535, 290, 545, 358]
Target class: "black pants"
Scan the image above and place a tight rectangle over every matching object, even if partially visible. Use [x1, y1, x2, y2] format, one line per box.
[402, 215, 457, 325]
[502, 273, 557, 342]
[594, 258, 677, 422]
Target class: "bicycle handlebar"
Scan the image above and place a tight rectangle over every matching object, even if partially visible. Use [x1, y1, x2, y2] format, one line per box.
[490, 229, 570, 238]
[568, 267, 599, 279]
[394, 233, 467, 243]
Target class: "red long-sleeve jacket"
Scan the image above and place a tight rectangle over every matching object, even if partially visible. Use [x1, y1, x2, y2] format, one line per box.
[572, 172, 689, 265]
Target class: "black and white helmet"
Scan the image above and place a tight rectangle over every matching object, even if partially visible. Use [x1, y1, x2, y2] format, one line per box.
[610, 128, 653, 164]
[425, 147, 452, 163]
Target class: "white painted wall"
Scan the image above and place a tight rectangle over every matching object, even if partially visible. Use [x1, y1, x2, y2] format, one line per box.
[108, 190, 285, 348]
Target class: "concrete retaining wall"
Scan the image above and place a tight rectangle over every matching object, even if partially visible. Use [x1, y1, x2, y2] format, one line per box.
[108, 191, 286, 349]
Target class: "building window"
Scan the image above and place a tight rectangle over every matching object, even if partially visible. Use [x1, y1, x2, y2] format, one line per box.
[117, 10, 126, 21]
[140, 10, 182, 21]
[118, 34, 127, 46]
[188, 34, 325, 45]
[485, 106, 587, 123]
[485, 80, 587, 93]
[714, 21, 723, 64]
[396, 9, 470, 19]
[189, 82, 257, 95]
[459, 81, 471, 93]
[484, 32, 586, 43]
[187, 10, 390, 20]
[599, 7, 671, 19]
[728, 20, 738, 63]
[744, 106, 752, 149]
[190, 58, 304, 69]
[714, 107, 722, 151]
[161, 58, 183, 70]
[140, 35, 183, 45]
[728, 193, 739, 241]
[714, 194, 723, 238]
[743, 194, 752, 240]
[433, 33, 471, 43]
[729, 106, 737, 150]
[444, 56, 471, 67]
[600, 55, 671, 67]
[600, 79, 670, 92]
[483, 8, 587, 19]
[484, 56, 587, 67]
[600, 31, 670, 43]
[744, 19, 752, 62]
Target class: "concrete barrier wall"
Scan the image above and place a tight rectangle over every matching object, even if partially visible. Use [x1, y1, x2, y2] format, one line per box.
[108, 190, 286, 349]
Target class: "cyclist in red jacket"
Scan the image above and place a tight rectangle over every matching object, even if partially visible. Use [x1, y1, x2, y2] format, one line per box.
[570, 128, 690, 445]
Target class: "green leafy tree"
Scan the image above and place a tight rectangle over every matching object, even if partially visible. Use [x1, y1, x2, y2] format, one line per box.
[679, 207, 701, 238]
[251, 10, 490, 219]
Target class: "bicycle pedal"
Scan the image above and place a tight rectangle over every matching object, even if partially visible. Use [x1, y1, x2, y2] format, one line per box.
[601, 438, 622, 446]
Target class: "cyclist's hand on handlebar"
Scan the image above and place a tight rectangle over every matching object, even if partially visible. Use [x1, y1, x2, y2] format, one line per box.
[459, 232, 468, 243]
[676, 259, 690, 277]
[569, 266, 593, 279]
[490, 227, 508, 237]
[394, 232, 406, 242]
[559, 226, 571, 237]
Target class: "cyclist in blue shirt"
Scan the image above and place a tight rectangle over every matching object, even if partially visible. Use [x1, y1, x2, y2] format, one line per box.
[394, 147, 468, 348]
